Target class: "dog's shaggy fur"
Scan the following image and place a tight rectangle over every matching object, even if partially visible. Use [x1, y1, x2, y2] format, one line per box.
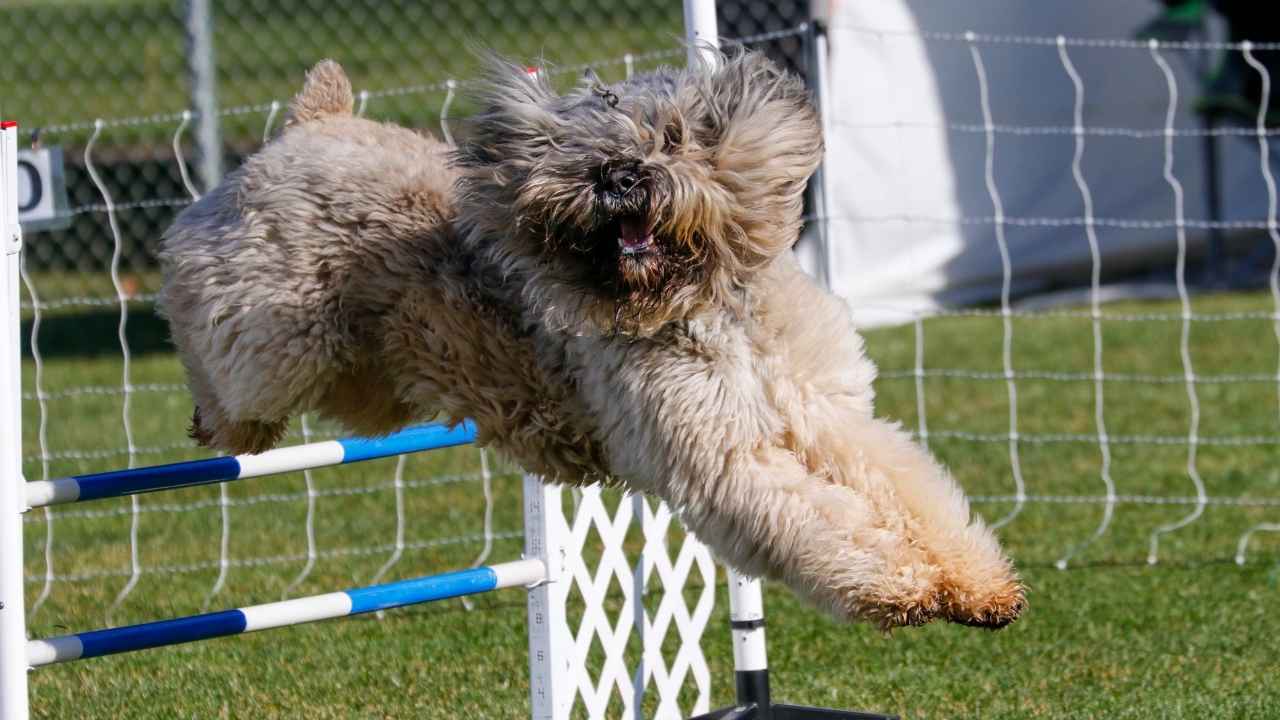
[159, 55, 1025, 629]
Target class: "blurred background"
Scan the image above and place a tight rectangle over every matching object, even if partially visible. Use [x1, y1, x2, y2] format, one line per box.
[3, 0, 685, 287]
[0, 0, 812, 289]
[3, 1, 1279, 718]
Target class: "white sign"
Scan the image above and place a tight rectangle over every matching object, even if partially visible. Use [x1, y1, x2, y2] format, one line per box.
[17, 147, 70, 233]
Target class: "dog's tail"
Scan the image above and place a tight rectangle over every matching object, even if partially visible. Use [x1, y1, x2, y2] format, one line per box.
[284, 60, 354, 127]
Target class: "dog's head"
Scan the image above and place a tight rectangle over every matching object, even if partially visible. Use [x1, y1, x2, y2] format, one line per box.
[455, 49, 822, 334]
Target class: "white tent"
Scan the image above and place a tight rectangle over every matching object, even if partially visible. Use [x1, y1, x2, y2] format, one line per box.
[804, 0, 1276, 326]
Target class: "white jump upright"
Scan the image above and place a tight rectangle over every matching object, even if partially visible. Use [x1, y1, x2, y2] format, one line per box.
[1, 120, 31, 720]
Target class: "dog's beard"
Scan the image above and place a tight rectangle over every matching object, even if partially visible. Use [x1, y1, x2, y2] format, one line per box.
[529, 217, 683, 333]
[608, 216, 666, 293]
[514, 162, 730, 335]
[542, 180, 691, 321]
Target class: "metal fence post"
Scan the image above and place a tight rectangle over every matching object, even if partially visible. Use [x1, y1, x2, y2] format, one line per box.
[184, 0, 222, 192]
[806, 20, 836, 291]
[0, 120, 31, 720]
[684, 0, 720, 67]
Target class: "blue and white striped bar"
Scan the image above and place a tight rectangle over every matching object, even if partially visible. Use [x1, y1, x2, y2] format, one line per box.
[26, 558, 543, 667]
[25, 420, 478, 508]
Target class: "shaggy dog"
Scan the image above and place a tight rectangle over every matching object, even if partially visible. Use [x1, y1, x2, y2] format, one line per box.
[159, 55, 1025, 629]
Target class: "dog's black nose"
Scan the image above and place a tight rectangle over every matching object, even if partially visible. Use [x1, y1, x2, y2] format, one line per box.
[604, 166, 641, 196]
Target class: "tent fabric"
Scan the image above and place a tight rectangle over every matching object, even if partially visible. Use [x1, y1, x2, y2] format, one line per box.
[806, 0, 1275, 327]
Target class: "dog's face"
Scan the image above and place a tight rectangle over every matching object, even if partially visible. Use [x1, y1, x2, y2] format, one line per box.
[456, 50, 822, 333]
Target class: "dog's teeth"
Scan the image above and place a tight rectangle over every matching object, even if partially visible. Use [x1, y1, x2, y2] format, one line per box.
[619, 237, 653, 256]
[618, 229, 653, 256]
[618, 218, 653, 255]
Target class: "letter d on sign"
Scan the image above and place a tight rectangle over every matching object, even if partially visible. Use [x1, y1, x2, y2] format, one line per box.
[16, 146, 70, 233]
[17, 159, 41, 214]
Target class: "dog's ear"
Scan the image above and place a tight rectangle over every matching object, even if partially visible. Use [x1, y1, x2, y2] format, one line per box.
[697, 50, 821, 181]
[693, 50, 823, 261]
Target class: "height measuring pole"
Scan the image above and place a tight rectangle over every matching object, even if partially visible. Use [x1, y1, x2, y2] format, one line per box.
[524, 475, 573, 719]
[1, 120, 31, 719]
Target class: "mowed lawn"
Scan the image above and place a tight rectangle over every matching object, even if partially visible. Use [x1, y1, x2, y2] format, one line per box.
[16, 289, 1280, 719]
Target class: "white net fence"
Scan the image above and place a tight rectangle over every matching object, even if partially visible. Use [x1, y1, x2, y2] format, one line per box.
[818, 9, 1280, 572]
[8, 1, 1280, 715]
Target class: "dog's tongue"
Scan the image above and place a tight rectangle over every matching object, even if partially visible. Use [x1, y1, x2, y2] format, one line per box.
[619, 219, 653, 255]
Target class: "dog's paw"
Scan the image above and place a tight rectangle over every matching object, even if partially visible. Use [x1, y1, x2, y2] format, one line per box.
[941, 579, 1027, 630]
[189, 407, 288, 455]
[833, 572, 1025, 631]
[874, 596, 944, 630]
[188, 407, 216, 447]
[822, 569, 950, 630]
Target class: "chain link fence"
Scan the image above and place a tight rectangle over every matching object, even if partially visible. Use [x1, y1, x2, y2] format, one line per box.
[5, 0, 731, 300]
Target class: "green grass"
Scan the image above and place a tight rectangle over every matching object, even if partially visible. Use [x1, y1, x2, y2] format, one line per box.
[16, 290, 1280, 719]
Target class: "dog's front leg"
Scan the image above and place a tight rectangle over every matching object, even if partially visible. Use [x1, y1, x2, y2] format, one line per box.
[573, 333, 1015, 628]
[801, 411, 1027, 629]
[660, 441, 955, 628]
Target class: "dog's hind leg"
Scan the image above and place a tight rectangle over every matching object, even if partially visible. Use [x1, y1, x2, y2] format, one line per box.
[159, 182, 360, 454]
[168, 323, 291, 454]
[161, 262, 359, 455]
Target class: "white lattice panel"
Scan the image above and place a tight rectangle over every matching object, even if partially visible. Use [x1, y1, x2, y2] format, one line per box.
[635, 498, 716, 720]
[526, 477, 716, 720]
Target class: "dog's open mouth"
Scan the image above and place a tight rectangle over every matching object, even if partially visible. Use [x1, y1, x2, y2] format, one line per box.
[618, 217, 654, 257]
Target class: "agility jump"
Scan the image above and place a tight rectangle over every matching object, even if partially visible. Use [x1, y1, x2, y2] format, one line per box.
[0, 0, 996, 714]
[14, 420, 542, 667]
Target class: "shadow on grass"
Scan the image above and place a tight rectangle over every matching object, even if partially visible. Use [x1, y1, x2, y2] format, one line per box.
[22, 308, 174, 359]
